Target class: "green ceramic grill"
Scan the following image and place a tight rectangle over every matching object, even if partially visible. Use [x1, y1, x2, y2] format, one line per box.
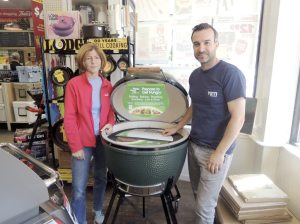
[101, 72, 189, 196]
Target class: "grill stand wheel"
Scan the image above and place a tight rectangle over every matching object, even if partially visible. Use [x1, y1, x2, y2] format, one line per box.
[103, 172, 180, 224]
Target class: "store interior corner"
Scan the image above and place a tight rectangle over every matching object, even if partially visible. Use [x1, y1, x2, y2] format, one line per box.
[1, 0, 300, 224]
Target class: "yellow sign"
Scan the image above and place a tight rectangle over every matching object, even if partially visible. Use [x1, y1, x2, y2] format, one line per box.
[43, 38, 128, 54]
[87, 38, 128, 50]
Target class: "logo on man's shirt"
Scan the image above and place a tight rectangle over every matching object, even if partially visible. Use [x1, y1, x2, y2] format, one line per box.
[208, 91, 218, 97]
[104, 93, 109, 97]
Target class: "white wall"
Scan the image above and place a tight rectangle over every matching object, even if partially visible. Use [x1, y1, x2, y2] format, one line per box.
[276, 146, 300, 218]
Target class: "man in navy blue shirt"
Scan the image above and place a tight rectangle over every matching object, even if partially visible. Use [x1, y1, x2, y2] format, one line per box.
[163, 23, 246, 223]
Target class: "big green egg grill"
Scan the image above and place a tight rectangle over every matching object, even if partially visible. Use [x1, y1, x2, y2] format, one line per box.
[101, 72, 189, 196]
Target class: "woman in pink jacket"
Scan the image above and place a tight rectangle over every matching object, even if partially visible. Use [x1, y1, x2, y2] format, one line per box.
[64, 43, 115, 224]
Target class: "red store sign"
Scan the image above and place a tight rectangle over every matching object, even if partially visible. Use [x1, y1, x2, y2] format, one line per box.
[0, 9, 32, 18]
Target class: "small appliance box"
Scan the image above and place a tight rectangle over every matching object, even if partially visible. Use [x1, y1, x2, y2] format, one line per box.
[13, 101, 37, 123]
[13, 82, 42, 101]
[15, 141, 47, 161]
[44, 11, 81, 39]
[55, 144, 71, 168]
[14, 128, 47, 143]
[16, 66, 42, 83]
[13, 128, 48, 161]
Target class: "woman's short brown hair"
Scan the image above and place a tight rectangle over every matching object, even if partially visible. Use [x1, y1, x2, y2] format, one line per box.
[75, 43, 107, 71]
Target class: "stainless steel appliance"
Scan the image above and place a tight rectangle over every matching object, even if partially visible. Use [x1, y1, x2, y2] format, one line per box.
[0, 143, 77, 224]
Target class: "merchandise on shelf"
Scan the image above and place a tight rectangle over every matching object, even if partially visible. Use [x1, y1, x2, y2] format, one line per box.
[14, 128, 47, 143]
[14, 128, 48, 161]
[0, 70, 18, 82]
[44, 11, 81, 39]
[12, 101, 37, 122]
[13, 82, 42, 101]
[16, 66, 42, 83]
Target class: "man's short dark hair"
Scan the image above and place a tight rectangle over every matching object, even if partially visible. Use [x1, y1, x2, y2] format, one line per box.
[191, 23, 219, 42]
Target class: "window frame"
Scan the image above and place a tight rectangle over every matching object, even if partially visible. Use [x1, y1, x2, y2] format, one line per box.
[290, 69, 300, 146]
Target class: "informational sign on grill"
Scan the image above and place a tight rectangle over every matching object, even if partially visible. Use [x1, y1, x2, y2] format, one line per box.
[123, 83, 169, 118]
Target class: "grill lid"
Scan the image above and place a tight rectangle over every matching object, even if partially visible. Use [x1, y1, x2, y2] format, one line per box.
[111, 71, 188, 123]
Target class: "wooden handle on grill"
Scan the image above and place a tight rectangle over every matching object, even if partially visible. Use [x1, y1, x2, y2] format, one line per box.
[127, 67, 161, 74]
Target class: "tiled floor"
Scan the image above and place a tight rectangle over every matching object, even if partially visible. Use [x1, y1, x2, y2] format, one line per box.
[0, 127, 196, 224]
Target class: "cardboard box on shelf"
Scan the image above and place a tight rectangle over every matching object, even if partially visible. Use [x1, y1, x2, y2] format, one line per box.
[13, 128, 48, 161]
[12, 101, 37, 123]
[57, 168, 72, 183]
[14, 128, 47, 143]
[14, 140, 47, 161]
[16, 66, 42, 83]
[56, 145, 72, 168]
[55, 146, 93, 186]
[57, 168, 94, 186]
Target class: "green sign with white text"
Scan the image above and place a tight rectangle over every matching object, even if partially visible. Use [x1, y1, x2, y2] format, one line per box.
[123, 83, 169, 118]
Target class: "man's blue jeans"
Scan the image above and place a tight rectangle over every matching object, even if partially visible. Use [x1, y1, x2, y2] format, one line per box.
[71, 138, 107, 224]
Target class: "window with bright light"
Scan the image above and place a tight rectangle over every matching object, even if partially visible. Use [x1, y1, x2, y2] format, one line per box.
[135, 0, 264, 97]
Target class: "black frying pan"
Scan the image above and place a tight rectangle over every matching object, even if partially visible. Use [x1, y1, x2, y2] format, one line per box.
[102, 55, 117, 78]
[52, 118, 70, 151]
[49, 66, 74, 86]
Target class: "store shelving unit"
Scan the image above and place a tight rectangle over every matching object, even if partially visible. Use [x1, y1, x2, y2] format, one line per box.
[0, 29, 38, 130]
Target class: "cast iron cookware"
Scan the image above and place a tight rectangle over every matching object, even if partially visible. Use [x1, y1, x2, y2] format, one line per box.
[117, 54, 129, 71]
[52, 118, 70, 151]
[49, 66, 74, 86]
[102, 55, 117, 78]
[51, 16, 75, 37]
[82, 23, 109, 38]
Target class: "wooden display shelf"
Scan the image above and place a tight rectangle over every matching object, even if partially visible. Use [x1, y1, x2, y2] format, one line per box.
[0, 82, 44, 131]
[1, 82, 15, 131]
